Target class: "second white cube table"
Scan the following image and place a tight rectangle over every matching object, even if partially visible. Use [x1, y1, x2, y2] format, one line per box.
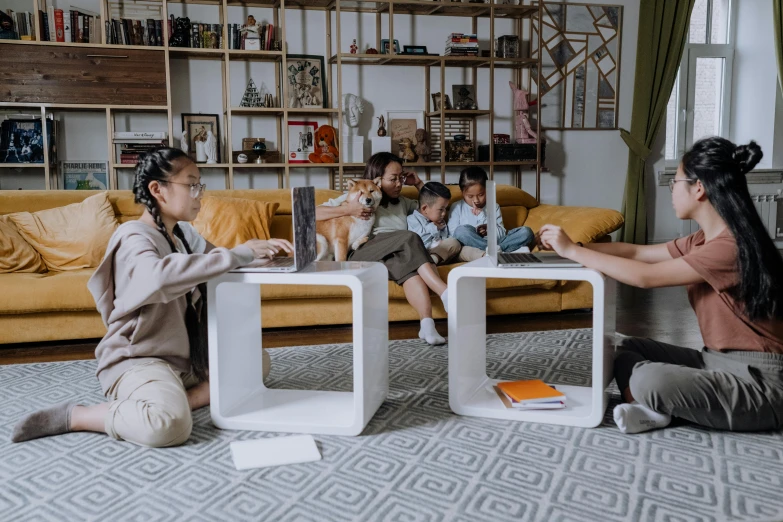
[447, 257, 616, 428]
[207, 261, 389, 436]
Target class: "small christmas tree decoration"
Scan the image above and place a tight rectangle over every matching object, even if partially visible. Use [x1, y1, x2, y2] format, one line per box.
[240, 79, 263, 107]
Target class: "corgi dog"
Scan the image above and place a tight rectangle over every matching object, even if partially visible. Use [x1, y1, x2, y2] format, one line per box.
[316, 178, 383, 261]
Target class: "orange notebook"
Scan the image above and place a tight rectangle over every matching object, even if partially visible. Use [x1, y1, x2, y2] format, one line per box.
[497, 379, 565, 404]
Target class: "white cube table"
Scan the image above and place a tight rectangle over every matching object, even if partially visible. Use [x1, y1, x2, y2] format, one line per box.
[448, 257, 616, 428]
[207, 261, 389, 436]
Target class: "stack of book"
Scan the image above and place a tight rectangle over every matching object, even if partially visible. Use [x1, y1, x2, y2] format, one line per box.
[107, 18, 164, 46]
[445, 33, 479, 56]
[1, 10, 36, 40]
[113, 132, 168, 165]
[29, 4, 102, 43]
[495, 379, 566, 410]
[227, 23, 274, 50]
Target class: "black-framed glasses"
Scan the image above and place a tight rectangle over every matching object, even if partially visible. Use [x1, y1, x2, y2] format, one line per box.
[151, 179, 206, 198]
[668, 178, 697, 193]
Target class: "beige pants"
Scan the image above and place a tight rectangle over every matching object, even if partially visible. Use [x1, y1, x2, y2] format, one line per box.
[429, 237, 485, 265]
[105, 360, 201, 448]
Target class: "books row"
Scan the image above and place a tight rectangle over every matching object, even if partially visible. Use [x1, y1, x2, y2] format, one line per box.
[0, 11, 36, 40]
[112, 132, 168, 164]
[106, 18, 164, 47]
[230, 23, 275, 50]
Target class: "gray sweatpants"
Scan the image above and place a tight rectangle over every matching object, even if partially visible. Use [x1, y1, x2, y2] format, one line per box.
[615, 337, 783, 431]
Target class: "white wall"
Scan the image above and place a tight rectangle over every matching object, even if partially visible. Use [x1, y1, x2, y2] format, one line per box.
[521, 0, 639, 216]
[649, 0, 783, 243]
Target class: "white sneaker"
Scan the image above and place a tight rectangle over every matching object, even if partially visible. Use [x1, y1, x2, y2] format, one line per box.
[509, 246, 531, 254]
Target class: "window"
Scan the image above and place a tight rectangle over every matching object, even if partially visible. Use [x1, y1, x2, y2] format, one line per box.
[665, 0, 735, 166]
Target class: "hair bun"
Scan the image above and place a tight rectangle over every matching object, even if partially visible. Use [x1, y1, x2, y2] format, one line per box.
[732, 141, 763, 175]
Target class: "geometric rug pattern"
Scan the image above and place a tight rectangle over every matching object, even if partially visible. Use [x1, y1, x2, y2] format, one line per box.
[2, 330, 783, 521]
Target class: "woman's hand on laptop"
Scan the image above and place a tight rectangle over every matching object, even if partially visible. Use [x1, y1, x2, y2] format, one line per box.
[538, 225, 576, 257]
[244, 238, 295, 259]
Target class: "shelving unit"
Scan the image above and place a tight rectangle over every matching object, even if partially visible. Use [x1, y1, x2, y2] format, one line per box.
[1, 0, 543, 198]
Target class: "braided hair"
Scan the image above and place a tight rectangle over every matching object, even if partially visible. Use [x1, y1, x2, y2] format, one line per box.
[132, 147, 209, 381]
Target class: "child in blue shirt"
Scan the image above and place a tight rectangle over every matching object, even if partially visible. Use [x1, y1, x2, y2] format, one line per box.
[407, 181, 485, 265]
[448, 166, 535, 252]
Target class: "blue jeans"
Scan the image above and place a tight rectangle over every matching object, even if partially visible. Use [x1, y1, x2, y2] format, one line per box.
[453, 225, 534, 252]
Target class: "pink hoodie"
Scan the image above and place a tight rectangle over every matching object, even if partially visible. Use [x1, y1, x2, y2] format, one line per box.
[88, 221, 254, 394]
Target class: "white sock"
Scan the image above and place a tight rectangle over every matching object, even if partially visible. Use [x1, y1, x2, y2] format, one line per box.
[440, 288, 449, 315]
[510, 246, 531, 254]
[613, 402, 672, 434]
[419, 318, 446, 345]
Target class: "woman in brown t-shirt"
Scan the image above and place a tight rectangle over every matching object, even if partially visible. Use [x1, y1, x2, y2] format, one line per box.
[538, 137, 783, 434]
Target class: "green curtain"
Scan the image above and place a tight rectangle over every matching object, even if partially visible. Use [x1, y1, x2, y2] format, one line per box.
[775, 0, 783, 93]
[619, 0, 694, 244]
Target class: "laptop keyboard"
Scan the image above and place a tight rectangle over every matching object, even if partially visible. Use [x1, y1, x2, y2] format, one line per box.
[498, 253, 541, 264]
[259, 257, 294, 268]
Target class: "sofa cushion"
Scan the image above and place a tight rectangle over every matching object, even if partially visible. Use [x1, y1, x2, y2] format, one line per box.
[0, 216, 46, 273]
[192, 196, 279, 248]
[8, 192, 118, 271]
[524, 204, 624, 243]
[0, 269, 97, 314]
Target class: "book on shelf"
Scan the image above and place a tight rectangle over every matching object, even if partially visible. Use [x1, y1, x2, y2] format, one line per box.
[0, 119, 56, 164]
[1, 10, 36, 40]
[493, 380, 566, 410]
[114, 131, 168, 140]
[62, 161, 108, 190]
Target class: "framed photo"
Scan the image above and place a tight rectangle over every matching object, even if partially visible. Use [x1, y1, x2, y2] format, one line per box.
[386, 110, 423, 157]
[286, 54, 327, 109]
[62, 161, 108, 190]
[182, 113, 220, 163]
[445, 139, 474, 162]
[452, 84, 477, 109]
[287, 121, 317, 163]
[380, 39, 401, 54]
[431, 93, 452, 111]
[402, 45, 428, 55]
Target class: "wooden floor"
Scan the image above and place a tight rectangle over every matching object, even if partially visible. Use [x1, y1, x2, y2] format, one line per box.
[0, 285, 702, 365]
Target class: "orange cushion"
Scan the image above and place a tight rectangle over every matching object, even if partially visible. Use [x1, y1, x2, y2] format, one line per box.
[192, 196, 279, 248]
[8, 192, 118, 271]
[0, 216, 46, 273]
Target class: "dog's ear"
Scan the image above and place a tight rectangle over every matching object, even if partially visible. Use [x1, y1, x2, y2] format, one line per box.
[346, 178, 356, 189]
[373, 176, 382, 187]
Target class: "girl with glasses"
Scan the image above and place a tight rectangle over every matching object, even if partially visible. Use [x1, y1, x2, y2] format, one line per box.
[12, 148, 293, 446]
[538, 137, 783, 434]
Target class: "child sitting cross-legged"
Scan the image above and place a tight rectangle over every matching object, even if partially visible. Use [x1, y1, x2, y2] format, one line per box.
[407, 181, 485, 265]
[448, 166, 535, 252]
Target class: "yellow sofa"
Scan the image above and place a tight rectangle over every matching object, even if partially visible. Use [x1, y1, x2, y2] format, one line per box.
[0, 186, 623, 344]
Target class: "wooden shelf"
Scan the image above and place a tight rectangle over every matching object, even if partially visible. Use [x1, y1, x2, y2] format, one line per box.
[330, 54, 536, 68]
[230, 107, 285, 115]
[0, 40, 165, 51]
[196, 163, 231, 168]
[228, 50, 283, 61]
[0, 163, 45, 168]
[426, 110, 491, 118]
[0, 102, 167, 111]
[287, 108, 339, 114]
[168, 48, 226, 59]
[233, 163, 287, 168]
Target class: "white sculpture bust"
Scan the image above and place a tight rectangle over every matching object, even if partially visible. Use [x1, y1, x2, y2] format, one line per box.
[342, 93, 365, 135]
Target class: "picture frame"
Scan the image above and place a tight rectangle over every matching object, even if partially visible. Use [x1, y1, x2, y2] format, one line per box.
[287, 121, 318, 163]
[445, 139, 474, 162]
[452, 84, 477, 110]
[61, 161, 108, 190]
[431, 93, 452, 111]
[386, 110, 424, 157]
[402, 45, 428, 55]
[182, 113, 220, 163]
[286, 54, 327, 109]
[380, 39, 401, 54]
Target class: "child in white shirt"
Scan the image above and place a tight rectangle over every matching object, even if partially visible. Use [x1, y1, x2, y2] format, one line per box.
[448, 166, 535, 252]
[407, 181, 484, 265]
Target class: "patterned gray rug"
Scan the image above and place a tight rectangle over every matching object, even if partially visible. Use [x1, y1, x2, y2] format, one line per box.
[2, 329, 783, 522]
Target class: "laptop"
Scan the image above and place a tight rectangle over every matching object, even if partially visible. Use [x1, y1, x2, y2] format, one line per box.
[485, 181, 582, 268]
[233, 186, 317, 272]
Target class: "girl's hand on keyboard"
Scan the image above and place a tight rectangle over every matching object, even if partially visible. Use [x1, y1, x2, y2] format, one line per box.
[244, 239, 295, 259]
